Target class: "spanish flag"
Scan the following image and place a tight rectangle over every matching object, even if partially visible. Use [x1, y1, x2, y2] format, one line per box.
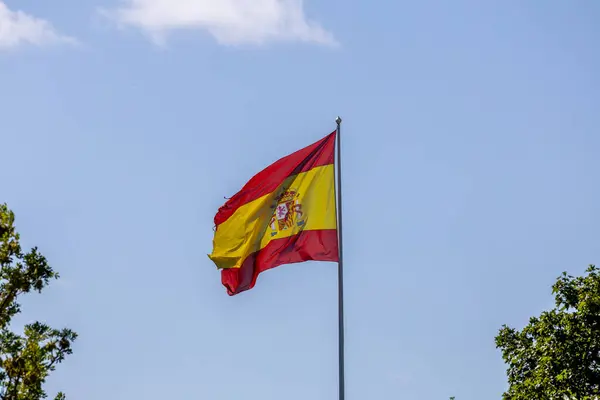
[209, 131, 339, 295]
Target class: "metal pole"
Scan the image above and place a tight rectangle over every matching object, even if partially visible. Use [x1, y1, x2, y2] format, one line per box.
[335, 116, 345, 400]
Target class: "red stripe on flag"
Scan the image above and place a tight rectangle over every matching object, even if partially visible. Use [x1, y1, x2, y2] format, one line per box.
[221, 229, 339, 295]
[214, 132, 336, 227]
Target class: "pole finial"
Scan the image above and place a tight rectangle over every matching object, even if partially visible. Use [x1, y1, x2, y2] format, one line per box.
[335, 116, 342, 125]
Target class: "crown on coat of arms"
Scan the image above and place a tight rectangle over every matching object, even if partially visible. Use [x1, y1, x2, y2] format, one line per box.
[275, 189, 298, 204]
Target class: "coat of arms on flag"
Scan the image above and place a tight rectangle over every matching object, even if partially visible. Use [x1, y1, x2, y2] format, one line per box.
[269, 189, 304, 236]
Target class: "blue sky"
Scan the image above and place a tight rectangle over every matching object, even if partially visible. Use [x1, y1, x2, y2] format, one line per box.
[1, 0, 599, 399]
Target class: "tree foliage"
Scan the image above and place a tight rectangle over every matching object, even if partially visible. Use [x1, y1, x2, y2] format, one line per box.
[0, 204, 77, 400]
[496, 265, 600, 399]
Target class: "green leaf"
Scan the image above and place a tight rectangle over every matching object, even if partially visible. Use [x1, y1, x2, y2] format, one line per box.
[496, 264, 600, 399]
[0, 203, 77, 400]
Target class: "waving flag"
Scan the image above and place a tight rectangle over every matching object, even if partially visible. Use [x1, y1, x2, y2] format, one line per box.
[208, 131, 339, 295]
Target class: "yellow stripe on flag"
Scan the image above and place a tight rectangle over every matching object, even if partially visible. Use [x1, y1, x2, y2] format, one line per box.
[209, 164, 336, 269]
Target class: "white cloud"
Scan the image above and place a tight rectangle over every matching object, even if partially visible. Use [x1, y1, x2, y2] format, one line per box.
[107, 0, 337, 46]
[0, 1, 75, 50]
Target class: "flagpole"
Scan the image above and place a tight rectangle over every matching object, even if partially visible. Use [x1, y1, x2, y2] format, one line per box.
[335, 116, 345, 400]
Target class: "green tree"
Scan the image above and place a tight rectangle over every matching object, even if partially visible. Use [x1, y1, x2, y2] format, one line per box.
[0, 204, 77, 400]
[496, 265, 600, 400]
